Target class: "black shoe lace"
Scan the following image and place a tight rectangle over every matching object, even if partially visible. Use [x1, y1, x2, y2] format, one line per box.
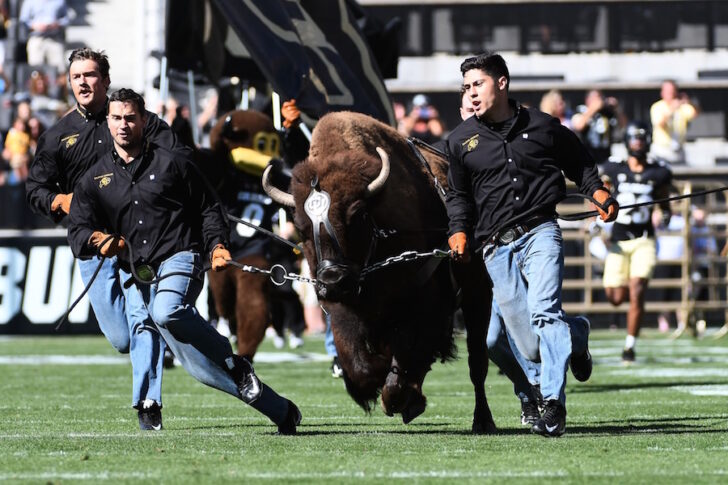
[542, 402, 562, 422]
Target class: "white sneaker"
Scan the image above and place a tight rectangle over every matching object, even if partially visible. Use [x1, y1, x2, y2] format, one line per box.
[273, 335, 285, 349]
[289, 334, 304, 349]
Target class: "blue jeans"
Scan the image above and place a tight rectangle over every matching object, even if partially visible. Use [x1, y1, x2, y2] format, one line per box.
[486, 299, 540, 402]
[79, 256, 164, 408]
[484, 219, 588, 405]
[324, 313, 337, 357]
[122, 251, 289, 424]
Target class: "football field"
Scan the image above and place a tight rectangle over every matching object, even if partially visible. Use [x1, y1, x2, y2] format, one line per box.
[1, 330, 727, 484]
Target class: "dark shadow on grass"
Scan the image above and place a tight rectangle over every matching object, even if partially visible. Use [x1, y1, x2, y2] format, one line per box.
[570, 379, 728, 393]
[565, 419, 727, 436]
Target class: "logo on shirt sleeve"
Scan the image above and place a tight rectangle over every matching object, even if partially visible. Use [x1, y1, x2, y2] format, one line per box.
[462, 134, 479, 152]
[94, 173, 113, 188]
[61, 134, 80, 148]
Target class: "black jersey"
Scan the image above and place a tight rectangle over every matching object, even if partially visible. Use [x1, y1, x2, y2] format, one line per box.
[223, 171, 279, 257]
[600, 159, 672, 241]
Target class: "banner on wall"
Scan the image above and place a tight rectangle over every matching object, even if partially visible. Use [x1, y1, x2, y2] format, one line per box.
[0, 230, 209, 335]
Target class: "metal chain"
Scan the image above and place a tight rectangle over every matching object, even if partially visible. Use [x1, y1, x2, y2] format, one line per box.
[360, 248, 451, 278]
[227, 248, 451, 286]
[227, 261, 317, 287]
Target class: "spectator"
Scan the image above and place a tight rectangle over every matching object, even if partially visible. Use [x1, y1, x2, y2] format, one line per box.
[2, 117, 31, 183]
[402, 93, 444, 145]
[19, 0, 70, 76]
[650, 80, 698, 165]
[539, 89, 573, 130]
[27, 116, 45, 155]
[571, 89, 626, 165]
[27, 69, 67, 127]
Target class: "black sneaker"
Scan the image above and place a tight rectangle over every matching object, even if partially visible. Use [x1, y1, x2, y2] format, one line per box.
[226, 355, 262, 404]
[277, 400, 302, 435]
[622, 347, 635, 363]
[331, 356, 344, 378]
[570, 316, 593, 382]
[531, 400, 566, 437]
[520, 399, 541, 426]
[138, 402, 163, 431]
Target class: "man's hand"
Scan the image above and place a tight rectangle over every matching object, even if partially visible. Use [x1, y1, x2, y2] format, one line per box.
[89, 231, 126, 257]
[211, 245, 231, 271]
[51, 193, 73, 215]
[448, 232, 470, 263]
[281, 99, 301, 129]
[592, 188, 619, 222]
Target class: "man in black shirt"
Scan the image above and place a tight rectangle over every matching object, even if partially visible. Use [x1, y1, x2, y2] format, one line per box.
[446, 53, 619, 437]
[25, 48, 188, 429]
[68, 89, 301, 434]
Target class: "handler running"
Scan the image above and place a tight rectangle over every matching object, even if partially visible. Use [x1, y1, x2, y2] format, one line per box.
[446, 52, 618, 437]
[25, 48, 186, 429]
[67, 88, 301, 434]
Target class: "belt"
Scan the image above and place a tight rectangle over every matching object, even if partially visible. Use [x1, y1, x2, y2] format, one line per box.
[491, 214, 554, 246]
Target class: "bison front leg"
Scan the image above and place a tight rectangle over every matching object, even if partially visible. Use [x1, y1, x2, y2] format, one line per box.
[456, 262, 497, 434]
[380, 357, 427, 424]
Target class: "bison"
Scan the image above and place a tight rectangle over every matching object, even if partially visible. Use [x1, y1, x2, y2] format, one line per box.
[263, 111, 496, 433]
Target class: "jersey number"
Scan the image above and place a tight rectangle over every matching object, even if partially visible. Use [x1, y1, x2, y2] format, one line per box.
[236, 202, 264, 238]
[615, 192, 651, 225]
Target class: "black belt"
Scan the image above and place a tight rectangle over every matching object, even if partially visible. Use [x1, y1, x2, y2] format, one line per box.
[491, 214, 554, 246]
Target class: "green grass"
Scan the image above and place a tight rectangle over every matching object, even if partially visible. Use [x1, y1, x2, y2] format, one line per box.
[1, 330, 728, 484]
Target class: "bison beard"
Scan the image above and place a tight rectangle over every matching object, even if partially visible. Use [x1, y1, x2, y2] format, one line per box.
[264, 111, 496, 433]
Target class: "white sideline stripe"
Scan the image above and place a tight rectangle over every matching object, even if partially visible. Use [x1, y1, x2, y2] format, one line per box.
[672, 385, 728, 396]
[0, 351, 330, 365]
[609, 367, 728, 378]
[2, 470, 728, 480]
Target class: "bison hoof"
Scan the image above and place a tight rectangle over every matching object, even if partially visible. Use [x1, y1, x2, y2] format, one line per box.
[401, 394, 427, 424]
[471, 419, 498, 435]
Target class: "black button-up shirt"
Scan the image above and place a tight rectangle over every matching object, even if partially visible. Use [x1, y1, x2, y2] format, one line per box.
[446, 101, 604, 245]
[26, 101, 190, 223]
[67, 144, 228, 268]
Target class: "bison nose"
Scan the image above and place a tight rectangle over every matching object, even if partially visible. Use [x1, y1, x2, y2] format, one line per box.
[315, 260, 359, 302]
[317, 260, 350, 285]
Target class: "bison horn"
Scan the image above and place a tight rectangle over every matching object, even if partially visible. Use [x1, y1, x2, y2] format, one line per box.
[366, 147, 391, 197]
[262, 165, 295, 207]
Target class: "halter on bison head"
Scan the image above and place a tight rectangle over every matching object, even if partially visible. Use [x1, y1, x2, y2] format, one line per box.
[263, 112, 496, 433]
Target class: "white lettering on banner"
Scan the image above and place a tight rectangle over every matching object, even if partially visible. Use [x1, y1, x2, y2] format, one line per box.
[0, 248, 26, 324]
[242, 0, 354, 105]
[23, 246, 75, 324]
[69, 259, 90, 323]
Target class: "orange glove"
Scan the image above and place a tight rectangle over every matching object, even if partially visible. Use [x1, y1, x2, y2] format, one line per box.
[51, 193, 73, 215]
[448, 232, 470, 263]
[89, 231, 126, 257]
[211, 244, 231, 271]
[592, 188, 619, 222]
[281, 99, 301, 129]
